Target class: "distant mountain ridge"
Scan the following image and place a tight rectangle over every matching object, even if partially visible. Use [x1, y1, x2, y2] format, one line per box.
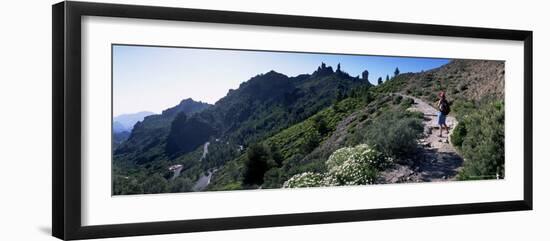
[113, 111, 155, 133]
[113, 121, 128, 133]
[162, 98, 212, 117]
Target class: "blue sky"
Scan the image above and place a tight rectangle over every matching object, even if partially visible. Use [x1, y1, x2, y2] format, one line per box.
[113, 45, 449, 116]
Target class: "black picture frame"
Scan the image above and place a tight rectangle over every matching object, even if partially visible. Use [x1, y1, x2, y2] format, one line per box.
[52, 1, 533, 240]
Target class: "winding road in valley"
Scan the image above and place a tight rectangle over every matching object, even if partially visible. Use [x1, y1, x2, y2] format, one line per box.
[379, 94, 464, 183]
[170, 165, 183, 181]
[170, 141, 214, 188]
[192, 142, 217, 191]
[201, 142, 210, 160]
[192, 168, 217, 191]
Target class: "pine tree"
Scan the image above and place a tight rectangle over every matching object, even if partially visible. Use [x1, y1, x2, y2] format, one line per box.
[394, 67, 400, 77]
[243, 143, 270, 185]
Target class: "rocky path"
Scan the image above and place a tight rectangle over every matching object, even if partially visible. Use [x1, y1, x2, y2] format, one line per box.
[379, 94, 464, 183]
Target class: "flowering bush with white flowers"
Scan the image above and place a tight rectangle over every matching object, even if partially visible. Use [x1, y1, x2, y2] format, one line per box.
[284, 144, 390, 188]
[325, 147, 353, 170]
[353, 144, 392, 169]
[325, 144, 386, 186]
[283, 172, 324, 188]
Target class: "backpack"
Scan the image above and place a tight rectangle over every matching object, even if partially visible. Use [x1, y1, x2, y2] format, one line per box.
[440, 99, 450, 115]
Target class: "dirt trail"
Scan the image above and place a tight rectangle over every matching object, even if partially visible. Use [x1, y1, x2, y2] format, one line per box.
[379, 94, 463, 183]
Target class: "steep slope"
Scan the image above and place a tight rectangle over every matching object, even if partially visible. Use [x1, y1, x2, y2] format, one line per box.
[201, 64, 371, 145]
[114, 98, 212, 164]
[208, 97, 365, 190]
[377, 59, 504, 102]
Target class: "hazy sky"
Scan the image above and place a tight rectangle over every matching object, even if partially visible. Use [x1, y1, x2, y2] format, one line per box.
[113, 45, 449, 116]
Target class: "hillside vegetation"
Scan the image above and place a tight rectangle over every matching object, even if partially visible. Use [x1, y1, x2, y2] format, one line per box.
[113, 63, 371, 194]
[113, 59, 505, 195]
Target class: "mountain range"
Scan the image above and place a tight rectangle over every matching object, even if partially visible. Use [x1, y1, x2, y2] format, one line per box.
[113, 111, 155, 133]
[112, 59, 504, 195]
[114, 63, 370, 165]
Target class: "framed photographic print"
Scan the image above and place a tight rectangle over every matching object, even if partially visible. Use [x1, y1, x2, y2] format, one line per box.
[52, 1, 533, 240]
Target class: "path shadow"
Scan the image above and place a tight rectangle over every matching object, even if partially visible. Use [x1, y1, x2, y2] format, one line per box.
[415, 149, 463, 181]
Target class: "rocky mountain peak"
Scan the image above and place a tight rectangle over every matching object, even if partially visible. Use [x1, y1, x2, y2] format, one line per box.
[312, 62, 334, 77]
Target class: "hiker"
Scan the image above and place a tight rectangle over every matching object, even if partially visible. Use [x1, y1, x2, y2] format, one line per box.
[437, 91, 450, 137]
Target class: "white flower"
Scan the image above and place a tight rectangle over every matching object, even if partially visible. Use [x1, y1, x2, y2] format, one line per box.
[283, 144, 388, 188]
[283, 172, 324, 188]
[324, 144, 383, 185]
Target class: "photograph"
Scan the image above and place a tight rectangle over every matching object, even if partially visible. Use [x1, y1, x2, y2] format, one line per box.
[112, 45, 505, 195]
[0, 0, 541, 240]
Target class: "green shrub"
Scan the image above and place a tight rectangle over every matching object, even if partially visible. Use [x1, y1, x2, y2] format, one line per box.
[243, 143, 270, 185]
[113, 175, 143, 195]
[450, 99, 476, 121]
[401, 97, 415, 108]
[142, 174, 169, 194]
[219, 182, 243, 191]
[428, 92, 438, 102]
[408, 111, 424, 120]
[364, 112, 424, 159]
[300, 128, 321, 154]
[169, 177, 193, 193]
[392, 95, 403, 104]
[451, 121, 467, 147]
[262, 168, 286, 188]
[455, 101, 504, 180]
